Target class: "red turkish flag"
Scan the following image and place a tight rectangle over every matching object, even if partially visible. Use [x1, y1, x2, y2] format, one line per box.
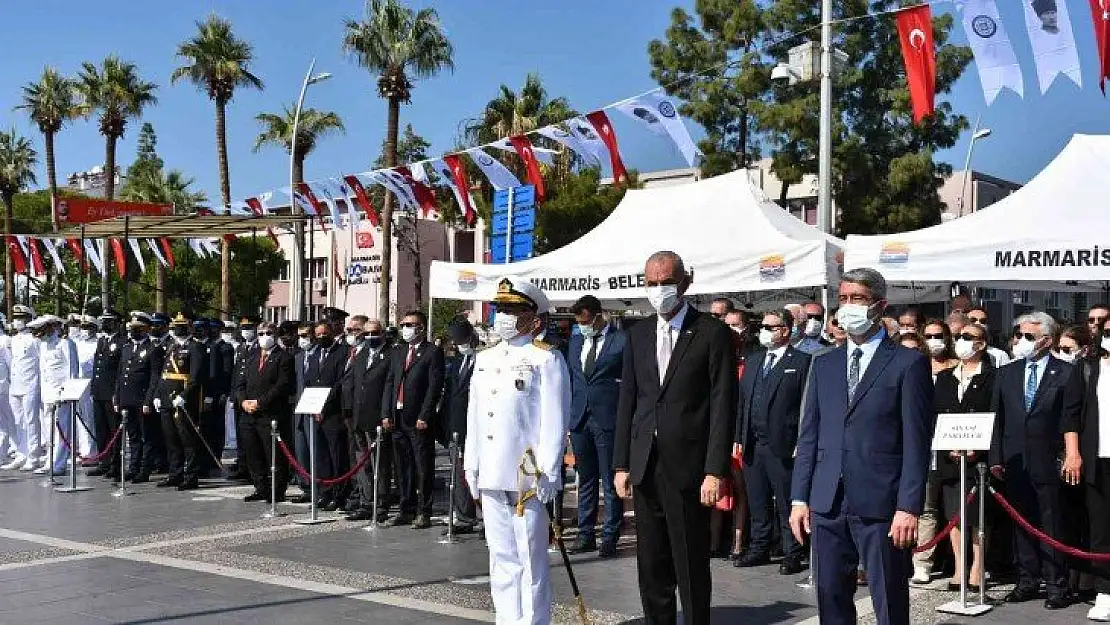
[1091, 0, 1110, 93]
[442, 154, 475, 226]
[343, 175, 379, 227]
[5, 236, 27, 274]
[585, 111, 629, 184]
[356, 231, 375, 249]
[295, 183, 329, 232]
[159, 238, 176, 270]
[508, 135, 546, 203]
[244, 197, 280, 247]
[109, 239, 127, 279]
[895, 5, 935, 124]
[65, 238, 87, 271]
[26, 239, 45, 276]
[394, 166, 438, 218]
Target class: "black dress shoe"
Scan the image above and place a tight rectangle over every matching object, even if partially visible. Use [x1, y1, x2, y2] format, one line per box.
[87, 467, 108, 477]
[569, 538, 597, 555]
[1005, 586, 1040, 603]
[598, 541, 617, 558]
[319, 499, 339, 512]
[176, 480, 199, 491]
[387, 514, 414, 527]
[779, 558, 807, 575]
[346, 509, 376, 522]
[243, 492, 267, 502]
[156, 476, 183, 488]
[440, 523, 475, 536]
[412, 515, 432, 529]
[736, 552, 771, 568]
[1044, 595, 1071, 610]
[288, 494, 312, 504]
[130, 473, 150, 484]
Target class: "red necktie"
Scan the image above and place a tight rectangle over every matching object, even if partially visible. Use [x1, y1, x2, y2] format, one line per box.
[258, 349, 268, 372]
[397, 345, 417, 407]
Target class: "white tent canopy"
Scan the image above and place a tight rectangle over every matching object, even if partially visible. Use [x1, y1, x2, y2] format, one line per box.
[845, 134, 1110, 290]
[429, 170, 841, 305]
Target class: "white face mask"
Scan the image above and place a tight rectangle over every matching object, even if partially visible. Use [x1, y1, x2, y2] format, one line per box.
[1054, 350, 1077, 364]
[345, 334, 360, 347]
[758, 328, 776, 348]
[1101, 337, 1110, 354]
[257, 335, 275, 350]
[835, 304, 875, 336]
[174, 336, 188, 346]
[578, 324, 597, 339]
[12, 320, 26, 332]
[220, 332, 236, 344]
[400, 326, 418, 343]
[457, 344, 475, 356]
[645, 285, 680, 316]
[1012, 337, 1038, 360]
[803, 318, 823, 338]
[79, 329, 93, 341]
[297, 337, 311, 351]
[494, 312, 521, 341]
[67, 326, 80, 339]
[241, 329, 256, 343]
[925, 339, 946, 356]
[954, 338, 978, 360]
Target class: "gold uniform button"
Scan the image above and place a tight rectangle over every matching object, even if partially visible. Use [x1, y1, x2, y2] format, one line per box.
[488, 412, 493, 417]
[486, 435, 493, 440]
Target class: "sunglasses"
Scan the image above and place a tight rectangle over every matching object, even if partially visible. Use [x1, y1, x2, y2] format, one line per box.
[1013, 331, 1039, 341]
[967, 315, 987, 324]
[760, 324, 784, 331]
[400, 322, 419, 328]
[807, 313, 823, 320]
[923, 333, 945, 340]
[1091, 316, 1108, 325]
[345, 327, 362, 333]
[1059, 345, 1078, 354]
[958, 332, 984, 342]
[257, 331, 275, 337]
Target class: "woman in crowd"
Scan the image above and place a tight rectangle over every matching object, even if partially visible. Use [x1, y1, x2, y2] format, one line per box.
[933, 321, 995, 592]
[1057, 324, 1092, 364]
[1058, 325, 1096, 605]
[924, 319, 960, 379]
[721, 310, 751, 562]
[1079, 319, 1110, 620]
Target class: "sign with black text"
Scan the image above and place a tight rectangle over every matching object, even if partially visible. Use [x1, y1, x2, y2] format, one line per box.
[931, 413, 995, 452]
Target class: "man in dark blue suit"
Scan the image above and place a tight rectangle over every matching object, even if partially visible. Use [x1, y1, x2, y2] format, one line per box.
[735, 309, 811, 574]
[989, 311, 1083, 610]
[790, 268, 934, 625]
[567, 295, 627, 557]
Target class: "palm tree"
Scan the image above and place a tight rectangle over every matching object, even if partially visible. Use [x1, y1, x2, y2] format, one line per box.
[75, 55, 158, 309]
[252, 105, 345, 183]
[122, 169, 207, 312]
[17, 68, 78, 231]
[0, 129, 38, 317]
[343, 0, 453, 323]
[172, 14, 263, 320]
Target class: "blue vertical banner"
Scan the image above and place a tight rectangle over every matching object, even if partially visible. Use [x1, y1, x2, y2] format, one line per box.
[490, 185, 536, 263]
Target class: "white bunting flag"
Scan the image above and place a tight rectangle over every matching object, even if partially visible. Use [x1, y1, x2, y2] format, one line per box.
[127, 239, 146, 275]
[313, 182, 345, 230]
[429, 158, 476, 216]
[224, 201, 252, 216]
[42, 239, 64, 273]
[1022, 0, 1082, 92]
[565, 118, 611, 167]
[466, 148, 522, 190]
[962, 0, 1024, 104]
[84, 239, 104, 276]
[257, 191, 275, 213]
[490, 139, 559, 166]
[14, 235, 28, 258]
[334, 179, 361, 231]
[612, 91, 700, 166]
[410, 161, 431, 185]
[373, 170, 421, 212]
[537, 125, 600, 167]
[292, 190, 317, 216]
[203, 238, 220, 256]
[147, 239, 168, 268]
[188, 239, 208, 258]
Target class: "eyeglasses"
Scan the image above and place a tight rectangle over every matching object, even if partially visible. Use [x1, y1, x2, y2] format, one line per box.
[400, 322, 419, 328]
[760, 324, 784, 331]
[257, 331, 275, 337]
[345, 327, 362, 333]
[958, 333, 984, 342]
[807, 313, 823, 320]
[967, 315, 987, 324]
[1090, 316, 1108, 325]
[1059, 345, 1078, 354]
[923, 333, 945, 340]
[1013, 330, 1038, 341]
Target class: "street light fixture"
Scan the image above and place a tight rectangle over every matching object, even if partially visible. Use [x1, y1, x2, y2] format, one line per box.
[958, 114, 993, 216]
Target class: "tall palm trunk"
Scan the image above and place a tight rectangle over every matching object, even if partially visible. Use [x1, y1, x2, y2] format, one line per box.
[156, 263, 166, 312]
[377, 96, 400, 324]
[292, 155, 306, 320]
[101, 133, 117, 312]
[216, 100, 231, 320]
[3, 193, 13, 318]
[45, 130, 62, 316]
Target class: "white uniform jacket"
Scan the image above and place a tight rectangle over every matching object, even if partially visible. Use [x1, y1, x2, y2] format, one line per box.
[464, 335, 570, 493]
[39, 336, 78, 404]
[10, 331, 40, 397]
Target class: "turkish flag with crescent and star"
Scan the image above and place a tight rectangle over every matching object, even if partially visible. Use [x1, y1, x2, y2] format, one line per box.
[5, 236, 27, 274]
[508, 135, 546, 203]
[1090, 0, 1110, 93]
[356, 230, 375, 249]
[394, 166, 438, 218]
[585, 110, 629, 184]
[895, 4, 936, 124]
[442, 154, 476, 226]
[343, 175, 379, 227]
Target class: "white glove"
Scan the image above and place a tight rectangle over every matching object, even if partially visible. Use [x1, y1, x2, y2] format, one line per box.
[172, 395, 186, 409]
[536, 476, 559, 505]
[153, 398, 162, 411]
[203, 397, 214, 406]
[465, 470, 479, 500]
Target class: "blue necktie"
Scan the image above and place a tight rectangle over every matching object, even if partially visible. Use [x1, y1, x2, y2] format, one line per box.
[848, 348, 863, 402]
[1025, 362, 1038, 412]
[762, 353, 776, 379]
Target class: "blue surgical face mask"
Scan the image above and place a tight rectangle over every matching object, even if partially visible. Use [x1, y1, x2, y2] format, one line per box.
[578, 323, 597, 338]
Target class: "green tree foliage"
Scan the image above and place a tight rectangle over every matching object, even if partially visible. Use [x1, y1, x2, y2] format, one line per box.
[120, 122, 165, 200]
[533, 168, 638, 254]
[252, 105, 345, 184]
[0, 129, 38, 314]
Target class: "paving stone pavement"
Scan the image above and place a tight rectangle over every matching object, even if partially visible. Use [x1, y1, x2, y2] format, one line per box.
[0, 466, 1092, 623]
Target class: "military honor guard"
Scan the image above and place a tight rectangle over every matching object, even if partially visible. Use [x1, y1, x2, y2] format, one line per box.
[5, 305, 42, 471]
[464, 277, 570, 625]
[72, 315, 100, 459]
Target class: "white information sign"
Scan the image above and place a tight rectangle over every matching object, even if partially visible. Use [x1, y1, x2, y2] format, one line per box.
[931, 413, 995, 452]
[59, 378, 92, 402]
[294, 387, 333, 415]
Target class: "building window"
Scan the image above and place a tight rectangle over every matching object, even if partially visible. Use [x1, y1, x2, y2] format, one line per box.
[275, 262, 289, 281]
[266, 306, 287, 324]
[1048, 292, 1062, 309]
[978, 288, 998, 301]
[308, 258, 327, 279]
[309, 304, 325, 321]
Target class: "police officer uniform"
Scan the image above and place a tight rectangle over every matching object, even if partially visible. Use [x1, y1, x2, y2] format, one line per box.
[203, 319, 235, 474]
[228, 316, 259, 481]
[115, 312, 166, 482]
[464, 277, 570, 625]
[155, 313, 208, 489]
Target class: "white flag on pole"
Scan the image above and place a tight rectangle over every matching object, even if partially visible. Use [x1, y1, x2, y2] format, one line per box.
[313, 182, 345, 230]
[537, 125, 600, 167]
[612, 91, 700, 166]
[490, 139, 559, 166]
[147, 239, 168, 267]
[466, 148, 521, 190]
[84, 239, 104, 275]
[565, 118, 611, 167]
[41, 239, 64, 273]
[127, 239, 146, 275]
[370, 170, 420, 213]
[1022, 0, 1082, 93]
[961, 0, 1024, 104]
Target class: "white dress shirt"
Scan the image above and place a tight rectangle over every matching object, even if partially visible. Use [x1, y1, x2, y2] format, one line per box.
[579, 323, 610, 370]
[39, 335, 78, 403]
[657, 302, 689, 349]
[846, 327, 888, 387]
[762, 343, 788, 372]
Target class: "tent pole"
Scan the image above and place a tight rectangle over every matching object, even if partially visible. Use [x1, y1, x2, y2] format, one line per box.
[427, 296, 435, 343]
[80, 225, 89, 317]
[122, 216, 131, 312]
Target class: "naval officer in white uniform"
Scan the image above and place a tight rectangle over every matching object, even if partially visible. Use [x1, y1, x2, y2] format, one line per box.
[465, 277, 570, 625]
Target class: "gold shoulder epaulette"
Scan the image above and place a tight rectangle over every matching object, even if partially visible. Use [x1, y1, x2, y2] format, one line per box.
[532, 339, 552, 351]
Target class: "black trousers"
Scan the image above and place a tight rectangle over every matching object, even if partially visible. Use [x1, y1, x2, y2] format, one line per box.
[1086, 459, 1110, 594]
[240, 413, 291, 496]
[746, 441, 804, 559]
[199, 406, 225, 474]
[632, 448, 712, 625]
[1008, 469, 1068, 595]
[161, 408, 202, 482]
[318, 416, 351, 502]
[94, 400, 118, 471]
[451, 436, 477, 525]
[123, 405, 163, 475]
[393, 424, 435, 517]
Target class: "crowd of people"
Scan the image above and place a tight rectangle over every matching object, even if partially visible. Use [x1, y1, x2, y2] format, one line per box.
[5, 254, 1110, 624]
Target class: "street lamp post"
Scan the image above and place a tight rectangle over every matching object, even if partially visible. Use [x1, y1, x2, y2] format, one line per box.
[958, 114, 993, 216]
[288, 59, 332, 321]
[817, 0, 833, 236]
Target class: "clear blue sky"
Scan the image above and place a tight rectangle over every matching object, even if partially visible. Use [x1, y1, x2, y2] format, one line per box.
[0, 0, 1107, 204]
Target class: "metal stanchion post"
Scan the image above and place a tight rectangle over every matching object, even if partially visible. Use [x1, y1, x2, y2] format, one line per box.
[365, 425, 383, 533]
[263, 420, 284, 519]
[56, 401, 91, 493]
[43, 404, 58, 487]
[295, 415, 332, 525]
[938, 452, 990, 616]
[977, 462, 990, 610]
[439, 432, 459, 545]
[112, 410, 131, 498]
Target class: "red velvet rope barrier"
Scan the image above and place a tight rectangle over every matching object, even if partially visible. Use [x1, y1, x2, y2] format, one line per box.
[990, 487, 1110, 562]
[55, 421, 124, 464]
[911, 487, 978, 554]
[275, 437, 374, 487]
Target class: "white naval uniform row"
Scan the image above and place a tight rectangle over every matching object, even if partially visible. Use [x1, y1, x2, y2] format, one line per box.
[74, 335, 98, 457]
[40, 335, 78, 473]
[0, 340, 15, 458]
[8, 330, 41, 464]
[464, 334, 570, 625]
